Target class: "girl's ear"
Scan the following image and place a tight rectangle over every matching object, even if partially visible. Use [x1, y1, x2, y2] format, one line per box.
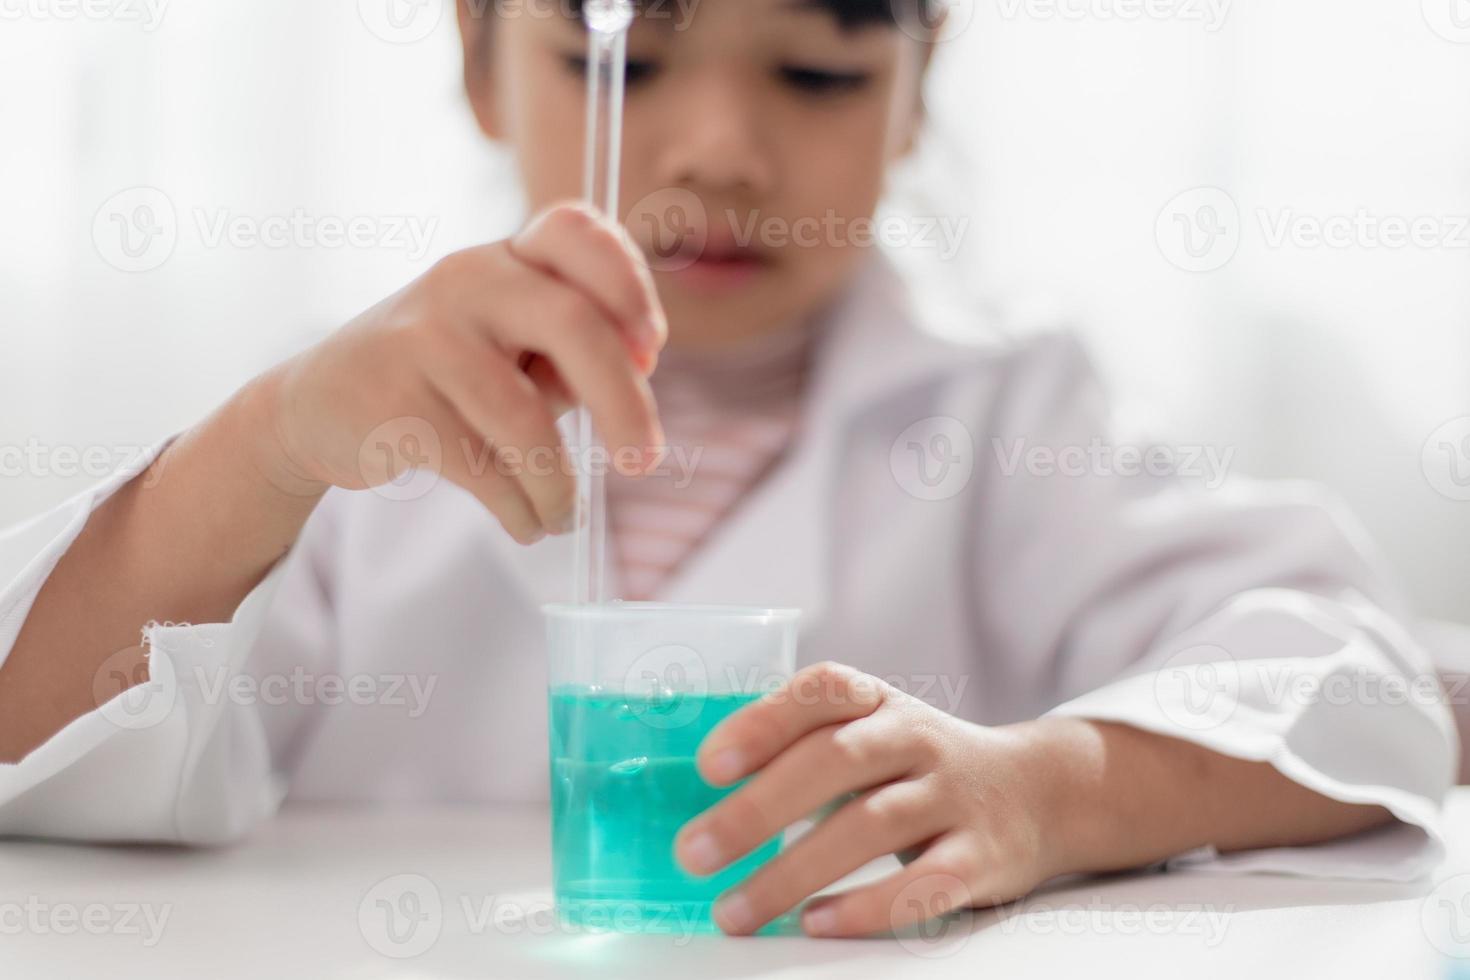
[458, 0, 503, 140]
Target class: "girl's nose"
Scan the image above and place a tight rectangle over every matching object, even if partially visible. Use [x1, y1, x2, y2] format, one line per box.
[652, 71, 775, 198]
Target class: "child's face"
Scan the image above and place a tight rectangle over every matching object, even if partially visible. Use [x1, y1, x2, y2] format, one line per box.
[461, 0, 928, 350]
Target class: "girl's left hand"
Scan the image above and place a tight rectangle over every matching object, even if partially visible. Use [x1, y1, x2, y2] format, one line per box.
[675, 661, 1059, 938]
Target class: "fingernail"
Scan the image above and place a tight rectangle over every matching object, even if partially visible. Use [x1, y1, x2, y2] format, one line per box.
[707, 747, 745, 784]
[716, 892, 755, 934]
[681, 831, 723, 876]
[803, 904, 838, 936]
[552, 510, 578, 535]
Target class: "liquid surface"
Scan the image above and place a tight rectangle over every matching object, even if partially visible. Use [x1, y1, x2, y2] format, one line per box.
[548, 688, 782, 933]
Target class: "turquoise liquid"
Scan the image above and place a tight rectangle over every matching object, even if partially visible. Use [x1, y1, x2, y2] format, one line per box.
[548, 687, 782, 933]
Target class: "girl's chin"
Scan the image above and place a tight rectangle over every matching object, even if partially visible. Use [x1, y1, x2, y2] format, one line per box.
[657, 268, 820, 350]
[661, 309, 799, 351]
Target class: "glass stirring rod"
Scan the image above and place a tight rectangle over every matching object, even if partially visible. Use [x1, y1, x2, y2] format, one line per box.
[574, 0, 633, 606]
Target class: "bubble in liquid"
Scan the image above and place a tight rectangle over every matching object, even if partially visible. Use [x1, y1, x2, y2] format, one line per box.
[654, 688, 683, 714]
[609, 756, 648, 776]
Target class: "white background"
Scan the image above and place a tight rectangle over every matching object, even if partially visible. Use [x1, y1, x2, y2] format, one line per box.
[2, 0, 1468, 619]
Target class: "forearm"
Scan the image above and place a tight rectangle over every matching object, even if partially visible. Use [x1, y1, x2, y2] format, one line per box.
[0, 371, 324, 762]
[1016, 716, 1393, 877]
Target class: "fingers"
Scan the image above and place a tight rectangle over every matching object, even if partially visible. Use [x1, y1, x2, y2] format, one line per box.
[800, 833, 980, 939]
[431, 245, 664, 468]
[677, 711, 919, 877]
[410, 396, 547, 545]
[489, 281, 664, 466]
[511, 203, 667, 370]
[520, 354, 575, 417]
[426, 336, 576, 534]
[697, 661, 888, 787]
[707, 781, 948, 936]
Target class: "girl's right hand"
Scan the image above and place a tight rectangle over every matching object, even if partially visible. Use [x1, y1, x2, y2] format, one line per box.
[248, 203, 667, 545]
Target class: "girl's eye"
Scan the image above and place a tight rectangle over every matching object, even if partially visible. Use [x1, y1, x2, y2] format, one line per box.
[623, 60, 660, 86]
[778, 66, 872, 95]
[560, 55, 661, 87]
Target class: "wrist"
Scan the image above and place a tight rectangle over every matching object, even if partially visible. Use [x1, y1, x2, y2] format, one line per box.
[229, 365, 330, 503]
[1003, 716, 1112, 879]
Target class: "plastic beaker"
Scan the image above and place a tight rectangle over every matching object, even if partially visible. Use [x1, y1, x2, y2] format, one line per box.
[544, 602, 799, 933]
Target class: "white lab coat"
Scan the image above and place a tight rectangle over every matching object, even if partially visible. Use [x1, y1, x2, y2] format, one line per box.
[0, 256, 1456, 880]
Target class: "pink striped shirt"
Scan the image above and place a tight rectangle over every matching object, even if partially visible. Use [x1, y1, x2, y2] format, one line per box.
[607, 324, 817, 601]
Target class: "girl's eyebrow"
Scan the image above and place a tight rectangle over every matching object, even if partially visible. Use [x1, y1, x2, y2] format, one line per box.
[777, 0, 905, 31]
[555, 0, 905, 32]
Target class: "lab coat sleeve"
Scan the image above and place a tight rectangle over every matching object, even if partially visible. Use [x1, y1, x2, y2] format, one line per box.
[0, 437, 338, 845]
[972, 333, 1457, 881]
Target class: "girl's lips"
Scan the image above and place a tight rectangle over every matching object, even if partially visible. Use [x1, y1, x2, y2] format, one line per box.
[669, 250, 771, 293]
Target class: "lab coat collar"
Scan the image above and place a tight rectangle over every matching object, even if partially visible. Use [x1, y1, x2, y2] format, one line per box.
[486, 252, 991, 637]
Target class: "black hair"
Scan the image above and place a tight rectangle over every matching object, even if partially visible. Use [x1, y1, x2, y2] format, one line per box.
[559, 0, 938, 32]
[790, 0, 938, 31]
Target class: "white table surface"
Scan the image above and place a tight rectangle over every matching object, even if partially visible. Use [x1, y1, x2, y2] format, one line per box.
[4, 793, 1468, 980]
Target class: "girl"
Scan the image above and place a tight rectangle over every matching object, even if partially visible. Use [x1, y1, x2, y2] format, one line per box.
[0, 0, 1455, 939]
